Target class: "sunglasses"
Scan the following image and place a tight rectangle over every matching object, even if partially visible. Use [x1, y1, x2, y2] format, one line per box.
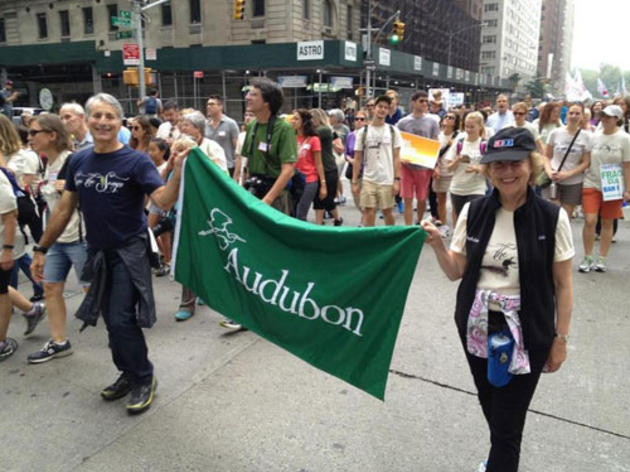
[355, 117, 366, 121]
[366, 104, 375, 107]
[513, 111, 526, 116]
[28, 129, 49, 136]
[417, 99, 428, 103]
[132, 126, 142, 131]
[445, 115, 456, 119]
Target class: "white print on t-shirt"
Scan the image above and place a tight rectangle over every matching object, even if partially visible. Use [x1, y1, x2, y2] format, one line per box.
[75, 171, 130, 193]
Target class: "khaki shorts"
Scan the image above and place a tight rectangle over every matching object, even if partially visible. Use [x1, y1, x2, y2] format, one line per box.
[432, 175, 452, 193]
[360, 180, 395, 210]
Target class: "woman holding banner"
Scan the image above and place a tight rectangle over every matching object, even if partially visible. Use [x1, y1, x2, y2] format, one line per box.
[579, 105, 630, 273]
[422, 127, 574, 472]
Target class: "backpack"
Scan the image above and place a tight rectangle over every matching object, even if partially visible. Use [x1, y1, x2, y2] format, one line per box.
[456, 139, 487, 157]
[361, 124, 396, 161]
[145, 96, 158, 115]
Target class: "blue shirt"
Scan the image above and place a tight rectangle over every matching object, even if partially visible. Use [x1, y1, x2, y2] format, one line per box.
[486, 111, 515, 134]
[118, 127, 131, 145]
[65, 145, 164, 249]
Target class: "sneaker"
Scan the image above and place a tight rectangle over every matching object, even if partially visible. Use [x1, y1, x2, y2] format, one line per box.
[27, 339, 73, 364]
[126, 376, 157, 415]
[475, 460, 488, 472]
[219, 318, 242, 330]
[397, 201, 404, 213]
[333, 217, 344, 226]
[0, 337, 18, 361]
[23, 302, 46, 336]
[594, 256, 607, 272]
[174, 310, 194, 322]
[578, 256, 593, 273]
[337, 195, 347, 205]
[101, 372, 133, 401]
[155, 262, 170, 277]
[29, 293, 44, 302]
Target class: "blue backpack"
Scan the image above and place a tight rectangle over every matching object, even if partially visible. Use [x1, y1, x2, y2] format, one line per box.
[145, 96, 158, 115]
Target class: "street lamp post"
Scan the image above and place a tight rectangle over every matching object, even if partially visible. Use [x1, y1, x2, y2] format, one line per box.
[447, 21, 485, 70]
[135, 0, 171, 100]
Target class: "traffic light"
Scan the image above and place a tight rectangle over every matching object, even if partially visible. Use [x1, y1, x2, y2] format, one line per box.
[393, 21, 405, 41]
[234, 0, 245, 20]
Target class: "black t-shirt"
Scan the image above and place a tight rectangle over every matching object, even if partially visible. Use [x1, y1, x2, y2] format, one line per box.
[316, 126, 338, 173]
[65, 145, 164, 249]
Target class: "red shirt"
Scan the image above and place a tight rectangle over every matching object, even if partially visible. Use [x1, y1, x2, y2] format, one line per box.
[296, 135, 321, 183]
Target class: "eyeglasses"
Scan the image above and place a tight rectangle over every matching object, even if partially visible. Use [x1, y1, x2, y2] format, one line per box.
[355, 117, 366, 121]
[366, 103, 375, 108]
[132, 126, 142, 131]
[445, 115, 456, 120]
[28, 129, 48, 136]
[417, 99, 428, 103]
[513, 111, 527, 116]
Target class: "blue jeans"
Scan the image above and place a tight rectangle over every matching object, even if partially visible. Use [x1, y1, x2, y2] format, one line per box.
[10, 253, 43, 298]
[101, 250, 153, 386]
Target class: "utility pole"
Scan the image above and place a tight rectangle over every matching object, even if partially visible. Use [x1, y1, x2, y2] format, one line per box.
[136, 0, 171, 100]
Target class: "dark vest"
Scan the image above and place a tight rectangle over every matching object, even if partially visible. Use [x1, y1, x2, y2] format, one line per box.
[454, 187, 560, 350]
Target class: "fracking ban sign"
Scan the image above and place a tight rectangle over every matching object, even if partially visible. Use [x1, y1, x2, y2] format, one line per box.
[173, 149, 425, 399]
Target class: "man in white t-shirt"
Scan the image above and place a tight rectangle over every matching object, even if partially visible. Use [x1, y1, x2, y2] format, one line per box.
[352, 95, 403, 226]
[156, 101, 181, 145]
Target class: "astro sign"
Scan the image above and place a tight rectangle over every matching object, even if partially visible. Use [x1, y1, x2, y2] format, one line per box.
[297, 40, 324, 61]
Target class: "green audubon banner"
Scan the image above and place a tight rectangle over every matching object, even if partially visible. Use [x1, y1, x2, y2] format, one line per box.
[173, 149, 426, 399]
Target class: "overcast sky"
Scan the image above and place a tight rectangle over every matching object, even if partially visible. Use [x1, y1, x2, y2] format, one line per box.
[571, 0, 629, 70]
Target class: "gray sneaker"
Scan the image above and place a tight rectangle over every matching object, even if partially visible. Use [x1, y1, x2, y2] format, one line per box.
[0, 337, 18, 361]
[23, 302, 46, 336]
[578, 256, 593, 273]
[27, 339, 73, 364]
[594, 256, 607, 272]
[219, 318, 242, 330]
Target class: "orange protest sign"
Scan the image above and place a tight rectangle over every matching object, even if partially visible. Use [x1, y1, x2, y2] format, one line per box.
[400, 131, 441, 169]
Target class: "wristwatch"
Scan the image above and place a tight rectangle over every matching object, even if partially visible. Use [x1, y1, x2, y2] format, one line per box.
[33, 245, 49, 254]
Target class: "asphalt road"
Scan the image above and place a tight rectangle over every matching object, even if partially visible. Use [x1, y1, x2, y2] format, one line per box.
[1, 198, 629, 472]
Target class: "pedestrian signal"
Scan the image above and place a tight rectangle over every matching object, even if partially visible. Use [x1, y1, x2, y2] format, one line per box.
[234, 0, 245, 20]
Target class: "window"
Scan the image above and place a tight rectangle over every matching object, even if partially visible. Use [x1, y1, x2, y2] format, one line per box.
[253, 0, 265, 17]
[0, 18, 5, 43]
[303, 0, 309, 19]
[486, 19, 497, 27]
[107, 4, 118, 32]
[482, 35, 496, 44]
[323, 0, 333, 27]
[481, 51, 496, 59]
[162, 1, 172, 26]
[83, 7, 94, 34]
[484, 3, 498, 12]
[59, 10, 70, 37]
[37, 12, 48, 38]
[347, 5, 352, 38]
[190, 0, 201, 23]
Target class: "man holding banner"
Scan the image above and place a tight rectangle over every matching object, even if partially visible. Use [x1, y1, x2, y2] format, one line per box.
[31, 93, 184, 415]
[397, 91, 439, 226]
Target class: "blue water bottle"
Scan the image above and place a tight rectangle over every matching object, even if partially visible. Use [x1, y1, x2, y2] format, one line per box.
[487, 330, 514, 387]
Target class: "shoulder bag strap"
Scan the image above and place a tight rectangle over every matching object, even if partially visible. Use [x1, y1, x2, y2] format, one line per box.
[556, 128, 581, 172]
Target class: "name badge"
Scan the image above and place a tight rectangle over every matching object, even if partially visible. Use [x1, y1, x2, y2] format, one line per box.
[218, 131, 227, 137]
[258, 142, 269, 152]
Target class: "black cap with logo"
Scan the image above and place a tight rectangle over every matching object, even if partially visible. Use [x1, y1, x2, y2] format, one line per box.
[480, 126, 536, 164]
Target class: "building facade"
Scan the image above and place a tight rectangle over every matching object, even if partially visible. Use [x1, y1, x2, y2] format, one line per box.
[360, 0, 483, 72]
[537, 0, 574, 96]
[0, 0, 509, 116]
[479, 0, 541, 86]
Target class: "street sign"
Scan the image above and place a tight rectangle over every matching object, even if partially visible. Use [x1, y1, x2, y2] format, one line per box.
[297, 41, 324, 61]
[112, 16, 132, 27]
[123, 43, 140, 66]
[193, 71, 204, 79]
[115, 30, 134, 40]
[146, 48, 157, 61]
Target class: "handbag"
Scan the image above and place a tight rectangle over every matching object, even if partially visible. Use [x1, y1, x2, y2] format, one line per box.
[537, 128, 581, 188]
